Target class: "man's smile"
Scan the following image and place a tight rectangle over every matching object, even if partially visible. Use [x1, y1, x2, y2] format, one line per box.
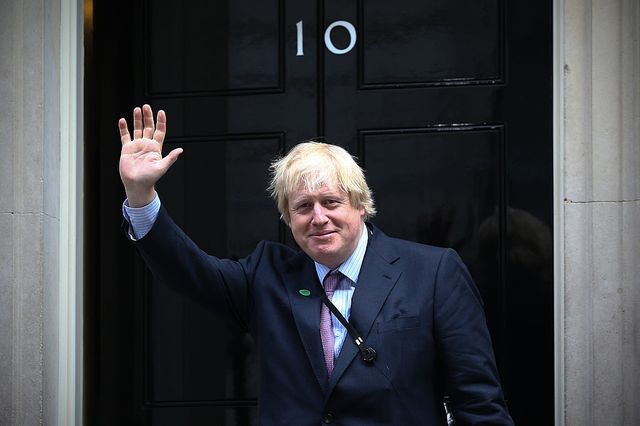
[310, 230, 337, 237]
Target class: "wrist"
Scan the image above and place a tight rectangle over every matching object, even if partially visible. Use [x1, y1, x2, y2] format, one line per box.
[125, 187, 157, 208]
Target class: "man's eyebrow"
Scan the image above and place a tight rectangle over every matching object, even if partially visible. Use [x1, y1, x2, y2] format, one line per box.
[325, 192, 346, 199]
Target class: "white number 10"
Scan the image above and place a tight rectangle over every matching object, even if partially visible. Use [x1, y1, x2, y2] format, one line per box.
[296, 20, 357, 56]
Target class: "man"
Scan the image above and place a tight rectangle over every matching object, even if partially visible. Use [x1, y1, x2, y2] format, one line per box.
[119, 104, 514, 425]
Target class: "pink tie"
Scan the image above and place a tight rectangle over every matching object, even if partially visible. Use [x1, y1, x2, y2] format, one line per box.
[320, 272, 341, 375]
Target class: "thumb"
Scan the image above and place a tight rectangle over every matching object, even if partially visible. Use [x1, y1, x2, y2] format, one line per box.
[159, 147, 183, 173]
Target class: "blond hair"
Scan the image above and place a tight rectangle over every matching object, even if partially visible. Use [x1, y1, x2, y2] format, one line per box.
[268, 141, 376, 224]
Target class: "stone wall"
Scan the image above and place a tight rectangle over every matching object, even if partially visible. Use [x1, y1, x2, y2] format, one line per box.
[0, 0, 61, 424]
[561, 0, 640, 424]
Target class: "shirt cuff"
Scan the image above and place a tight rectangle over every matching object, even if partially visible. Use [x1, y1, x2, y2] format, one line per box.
[122, 193, 161, 240]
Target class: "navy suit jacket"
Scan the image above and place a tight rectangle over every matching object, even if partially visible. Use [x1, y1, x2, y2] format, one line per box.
[133, 207, 513, 425]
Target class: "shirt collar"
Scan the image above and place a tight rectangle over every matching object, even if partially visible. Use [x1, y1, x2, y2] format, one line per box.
[314, 223, 369, 286]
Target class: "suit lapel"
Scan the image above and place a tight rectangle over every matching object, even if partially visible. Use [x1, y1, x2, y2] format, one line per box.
[283, 253, 329, 392]
[327, 226, 402, 394]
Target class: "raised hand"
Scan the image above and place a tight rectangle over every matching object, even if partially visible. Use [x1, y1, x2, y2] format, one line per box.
[118, 104, 183, 207]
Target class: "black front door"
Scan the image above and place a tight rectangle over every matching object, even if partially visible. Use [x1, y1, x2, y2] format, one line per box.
[86, 0, 553, 424]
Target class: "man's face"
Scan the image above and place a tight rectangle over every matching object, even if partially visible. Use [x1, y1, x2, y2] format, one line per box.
[288, 183, 365, 269]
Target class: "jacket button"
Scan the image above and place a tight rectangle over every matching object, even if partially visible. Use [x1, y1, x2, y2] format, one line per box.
[322, 412, 334, 423]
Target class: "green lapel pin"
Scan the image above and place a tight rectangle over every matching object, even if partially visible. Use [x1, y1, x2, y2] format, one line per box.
[299, 289, 311, 297]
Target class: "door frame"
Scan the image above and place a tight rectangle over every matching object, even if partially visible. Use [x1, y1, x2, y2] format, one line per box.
[70, 0, 568, 424]
[60, 0, 84, 425]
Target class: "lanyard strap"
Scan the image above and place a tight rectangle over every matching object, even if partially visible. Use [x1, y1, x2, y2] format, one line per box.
[317, 282, 377, 363]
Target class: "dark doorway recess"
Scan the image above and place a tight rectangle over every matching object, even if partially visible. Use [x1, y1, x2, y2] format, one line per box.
[85, 0, 553, 424]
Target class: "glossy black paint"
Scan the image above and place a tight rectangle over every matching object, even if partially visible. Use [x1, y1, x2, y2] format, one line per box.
[86, 0, 553, 424]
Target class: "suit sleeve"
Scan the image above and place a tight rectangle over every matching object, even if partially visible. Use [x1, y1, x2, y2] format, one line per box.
[131, 206, 263, 333]
[433, 249, 514, 425]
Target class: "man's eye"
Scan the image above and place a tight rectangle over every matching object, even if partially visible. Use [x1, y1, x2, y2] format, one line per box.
[294, 203, 311, 211]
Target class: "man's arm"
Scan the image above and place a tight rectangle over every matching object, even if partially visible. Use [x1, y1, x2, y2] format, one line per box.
[434, 249, 514, 425]
[118, 105, 254, 330]
[133, 205, 257, 333]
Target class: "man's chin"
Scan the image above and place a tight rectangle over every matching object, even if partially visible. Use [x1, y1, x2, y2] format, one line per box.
[307, 247, 342, 268]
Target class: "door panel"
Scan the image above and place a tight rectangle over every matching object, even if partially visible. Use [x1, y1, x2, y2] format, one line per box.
[148, 0, 282, 95]
[161, 137, 284, 256]
[149, 285, 257, 402]
[88, 0, 553, 424]
[360, 0, 503, 86]
[363, 128, 502, 248]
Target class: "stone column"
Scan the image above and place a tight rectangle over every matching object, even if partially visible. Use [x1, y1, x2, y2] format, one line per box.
[0, 0, 64, 424]
[561, 0, 640, 424]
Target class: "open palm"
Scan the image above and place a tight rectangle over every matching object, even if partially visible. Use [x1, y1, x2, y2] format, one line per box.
[118, 104, 182, 206]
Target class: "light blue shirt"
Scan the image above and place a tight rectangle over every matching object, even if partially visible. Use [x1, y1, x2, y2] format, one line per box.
[314, 226, 368, 360]
[123, 195, 369, 358]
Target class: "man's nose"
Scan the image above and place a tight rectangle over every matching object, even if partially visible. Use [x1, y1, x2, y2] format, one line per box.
[311, 203, 328, 224]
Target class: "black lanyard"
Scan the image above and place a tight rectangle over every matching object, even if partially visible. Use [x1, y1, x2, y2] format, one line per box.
[317, 280, 377, 363]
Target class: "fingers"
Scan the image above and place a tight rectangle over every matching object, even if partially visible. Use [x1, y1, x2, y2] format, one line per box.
[128, 104, 164, 143]
[142, 104, 155, 139]
[133, 107, 143, 140]
[118, 118, 131, 144]
[153, 110, 167, 145]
